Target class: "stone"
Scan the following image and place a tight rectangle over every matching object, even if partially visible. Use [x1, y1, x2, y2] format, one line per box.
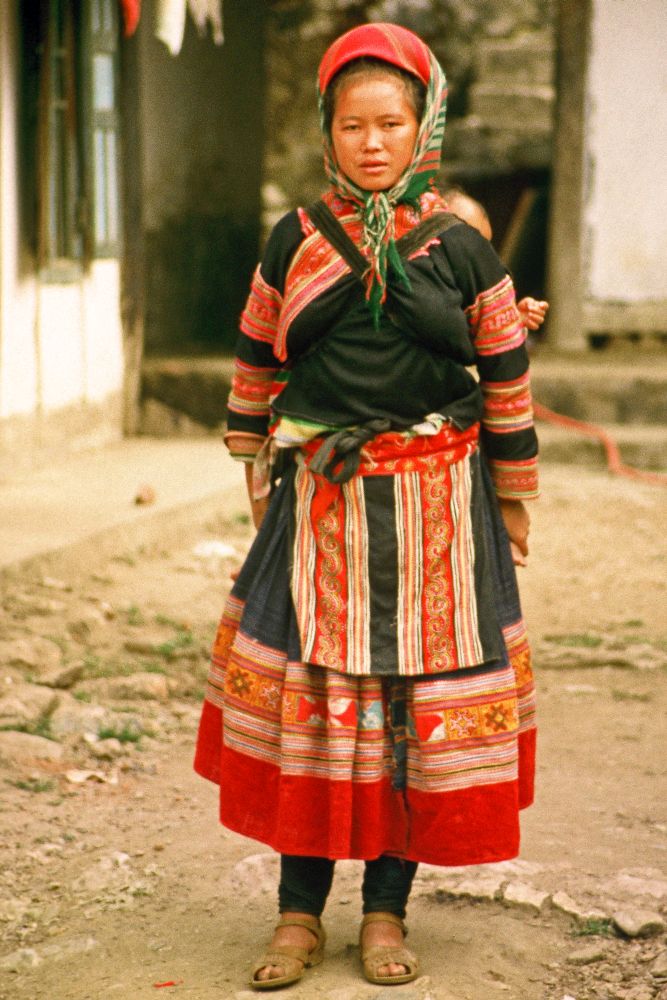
[107, 672, 169, 702]
[70, 678, 111, 701]
[171, 646, 200, 662]
[0, 897, 31, 922]
[40, 935, 98, 961]
[488, 859, 545, 878]
[192, 539, 238, 560]
[67, 615, 103, 642]
[74, 854, 131, 893]
[86, 737, 124, 760]
[0, 731, 64, 765]
[613, 909, 666, 938]
[49, 697, 115, 739]
[0, 637, 62, 674]
[651, 949, 667, 978]
[65, 769, 117, 785]
[1, 668, 24, 687]
[624, 988, 655, 1000]
[323, 990, 379, 1000]
[468, 83, 555, 129]
[476, 34, 555, 85]
[41, 576, 71, 591]
[35, 663, 85, 690]
[0, 683, 59, 728]
[134, 484, 156, 505]
[436, 874, 505, 900]
[0, 947, 41, 971]
[11, 594, 67, 615]
[567, 943, 609, 965]
[124, 635, 169, 655]
[228, 853, 280, 898]
[68, 621, 90, 644]
[503, 881, 549, 911]
[139, 398, 216, 438]
[140, 360, 238, 431]
[614, 873, 667, 901]
[418, 863, 512, 902]
[551, 891, 609, 923]
[563, 683, 600, 694]
[603, 969, 624, 984]
[375, 990, 422, 1000]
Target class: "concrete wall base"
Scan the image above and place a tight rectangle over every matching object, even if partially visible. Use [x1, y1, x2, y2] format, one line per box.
[0, 393, 124, 479]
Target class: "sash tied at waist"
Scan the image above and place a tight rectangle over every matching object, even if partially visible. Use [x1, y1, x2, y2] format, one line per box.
[307, 418, 392, 484]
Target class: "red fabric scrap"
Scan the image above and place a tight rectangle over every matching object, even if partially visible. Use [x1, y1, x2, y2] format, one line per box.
[119, 0, 141, 36]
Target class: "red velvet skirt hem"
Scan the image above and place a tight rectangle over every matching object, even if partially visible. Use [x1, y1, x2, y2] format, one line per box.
[194, 700, 535, 868]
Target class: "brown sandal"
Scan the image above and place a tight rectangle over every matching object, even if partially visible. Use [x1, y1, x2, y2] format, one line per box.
[250, 915, 325, 991]
[359, 912, 419, 986]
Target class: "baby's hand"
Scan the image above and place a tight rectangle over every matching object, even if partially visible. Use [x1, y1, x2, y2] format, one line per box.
[518, 297, 549, 331]
[509, 540, 528, 567]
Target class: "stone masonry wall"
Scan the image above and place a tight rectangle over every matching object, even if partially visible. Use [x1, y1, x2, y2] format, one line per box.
[263, 0, 556, 232]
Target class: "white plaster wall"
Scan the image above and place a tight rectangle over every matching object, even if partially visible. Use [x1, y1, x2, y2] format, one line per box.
[0, 3, 124, 437]
[35, 262, 124, 409]
[585, 0, 667, 302]
[35, 285, 86, 410]
[82, 261, 125, 402]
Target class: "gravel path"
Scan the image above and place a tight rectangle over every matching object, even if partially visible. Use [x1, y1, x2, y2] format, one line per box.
[0, 463, 665, 1000]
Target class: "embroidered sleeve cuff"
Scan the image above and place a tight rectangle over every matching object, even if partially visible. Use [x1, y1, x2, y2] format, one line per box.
[488, 457, 539, 500]
[466, 275, 526, 356]
[480, 370, 534, 436]
[223, 431, 267, 463]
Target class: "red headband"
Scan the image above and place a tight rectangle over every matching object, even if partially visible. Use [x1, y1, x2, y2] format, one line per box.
[318, 22, 432, 94]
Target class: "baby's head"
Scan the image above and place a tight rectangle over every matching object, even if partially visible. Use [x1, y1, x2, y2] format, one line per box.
[444, 187, 493, 241]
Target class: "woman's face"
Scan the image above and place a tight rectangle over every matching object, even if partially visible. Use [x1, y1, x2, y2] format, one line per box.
[330, 75, 420, 192]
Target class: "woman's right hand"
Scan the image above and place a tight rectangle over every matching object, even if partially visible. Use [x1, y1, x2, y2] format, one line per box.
[245, 463, 269, 532]
[230, 467, 270, 580]
[250, 497, 270, 532]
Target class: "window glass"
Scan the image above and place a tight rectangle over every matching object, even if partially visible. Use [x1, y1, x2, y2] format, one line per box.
[89, 0, 121, 258]
[106, 130, 119, 243]
[94, 127, 108, 242]
[93, 53, 114, 111]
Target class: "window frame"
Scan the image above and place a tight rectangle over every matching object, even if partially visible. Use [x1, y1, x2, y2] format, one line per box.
[84, 0, 122, 260]
[36, 0, 87, 279]
[19, 0, 122, 281]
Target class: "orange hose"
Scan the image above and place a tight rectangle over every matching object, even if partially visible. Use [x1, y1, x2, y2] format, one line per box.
[533, 400, 667, 487]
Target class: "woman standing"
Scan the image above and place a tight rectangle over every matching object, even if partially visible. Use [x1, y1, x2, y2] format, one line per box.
[195, 23, 538, 990]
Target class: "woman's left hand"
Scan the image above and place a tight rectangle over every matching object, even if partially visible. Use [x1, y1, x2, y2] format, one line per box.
[498, 498, 530, 567]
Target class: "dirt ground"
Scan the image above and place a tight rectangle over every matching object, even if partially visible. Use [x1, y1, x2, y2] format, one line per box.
[0, 463, 665, 1000]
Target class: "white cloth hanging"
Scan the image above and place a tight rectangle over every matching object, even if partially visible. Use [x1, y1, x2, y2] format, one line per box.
[155, 0, 187, 55]
[155, 0, 223, 55]
[188, 0, 224, 45]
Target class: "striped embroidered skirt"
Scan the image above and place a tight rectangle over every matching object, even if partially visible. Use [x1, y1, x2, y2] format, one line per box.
[194, 425, 536, 866]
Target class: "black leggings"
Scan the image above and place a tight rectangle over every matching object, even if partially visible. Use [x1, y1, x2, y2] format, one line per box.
[279, 854, 418, 919]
